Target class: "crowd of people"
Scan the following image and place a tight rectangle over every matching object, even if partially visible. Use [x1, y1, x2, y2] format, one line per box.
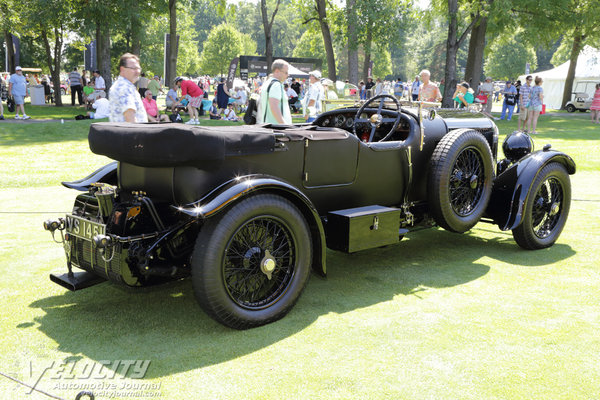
[2, 55, 600, 128]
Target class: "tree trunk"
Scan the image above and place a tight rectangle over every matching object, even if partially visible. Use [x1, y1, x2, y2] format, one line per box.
[261, 0, 273, 73]
[561, 30, 583, 109]
[53, 28, 63, 106]
[168, 0, 177, 88]
[41, 27, 64, 106]
[130, 2, 142, 56]
[260, 0, 281, 74]
[362, 26, 372, 83]
[315, 0, 336, 81]
[346, 0, 359, 85]
[442, 0, 478, 107]
[4, 30, 15, 73]
[97, 24, 112, 95]
[464, 13, 487, 95]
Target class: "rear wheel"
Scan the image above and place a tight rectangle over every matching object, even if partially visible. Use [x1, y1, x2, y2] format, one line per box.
[512, 162, 571, 249]
[428, 129, 494, 233]
[565, 104, 576, 113]
[191, 194, 312, 329]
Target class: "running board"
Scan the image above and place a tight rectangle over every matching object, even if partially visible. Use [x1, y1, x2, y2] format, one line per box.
[50, 271, 106, 291]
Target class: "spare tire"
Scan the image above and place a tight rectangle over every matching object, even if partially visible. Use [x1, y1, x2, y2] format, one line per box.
[428, 129, 494, 233]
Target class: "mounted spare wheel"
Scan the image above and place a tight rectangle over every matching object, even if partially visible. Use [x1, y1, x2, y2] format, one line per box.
[191, 193, 312, 329]
[428, 129, 494, 233]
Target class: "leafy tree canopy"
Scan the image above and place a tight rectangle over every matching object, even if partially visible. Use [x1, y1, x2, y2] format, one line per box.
[484, 31, 537, 80]
[198, 23, 257, 76]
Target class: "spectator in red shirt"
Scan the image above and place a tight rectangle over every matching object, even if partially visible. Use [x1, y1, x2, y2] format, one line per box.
[142, 90, 169, 122]
[174, 77, 203, 125]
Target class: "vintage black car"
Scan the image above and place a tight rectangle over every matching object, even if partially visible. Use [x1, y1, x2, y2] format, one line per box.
[44, 95, 575, 329]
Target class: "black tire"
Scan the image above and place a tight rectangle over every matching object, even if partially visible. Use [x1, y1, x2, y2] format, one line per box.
[512, 162, 571, 250]
[428, 129, 494, 233]
[565, 104, 576, 113]
[191, 194, 312, 329]
[60, 88, 66, 96]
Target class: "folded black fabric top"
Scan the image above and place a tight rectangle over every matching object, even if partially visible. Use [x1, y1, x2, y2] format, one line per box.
[88, 123, 277, 167]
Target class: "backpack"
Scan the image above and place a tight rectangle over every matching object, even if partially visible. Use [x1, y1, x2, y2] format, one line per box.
[7, 96, 15, 113]
[247, 80, 283, 125]
[505, 93, 516, 106]
[244, 97, 257, 125]
[169, 113, 183, 123]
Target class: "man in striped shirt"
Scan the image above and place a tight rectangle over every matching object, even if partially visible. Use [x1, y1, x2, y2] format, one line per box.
[69, 68, 83, 106]
[518, 75, 532, 132]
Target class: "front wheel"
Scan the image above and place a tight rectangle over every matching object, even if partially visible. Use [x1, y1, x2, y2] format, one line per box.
[191, 194, 312, 329]
[512, 162, 571, 249]
[565, 104, 576, 113]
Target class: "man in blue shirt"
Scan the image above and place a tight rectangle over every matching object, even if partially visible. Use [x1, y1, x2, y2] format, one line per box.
[8, 66, 31, 120]
[393, 78, 403, 99]
[500, 81, 518, 121]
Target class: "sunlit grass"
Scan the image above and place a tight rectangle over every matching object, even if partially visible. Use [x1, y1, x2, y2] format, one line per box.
[1, 111, 599, 399]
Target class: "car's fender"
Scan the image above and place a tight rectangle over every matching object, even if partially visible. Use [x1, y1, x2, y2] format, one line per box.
[486, 148, 576, 231]
[61, 161, 118, 191]
[176, 175, 327, 276]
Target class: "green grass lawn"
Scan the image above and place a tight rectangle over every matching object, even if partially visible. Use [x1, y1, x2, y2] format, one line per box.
[1, 111, 599, 399]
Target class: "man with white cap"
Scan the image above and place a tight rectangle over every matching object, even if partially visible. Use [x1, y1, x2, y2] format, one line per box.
[8, 66, 31, 120]
[304, 70, 323, 122]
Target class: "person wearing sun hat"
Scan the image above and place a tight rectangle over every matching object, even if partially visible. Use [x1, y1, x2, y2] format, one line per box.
[8, 66, 31, 120]
[303, 70, 323, 122]
[321, 78, 338, 100]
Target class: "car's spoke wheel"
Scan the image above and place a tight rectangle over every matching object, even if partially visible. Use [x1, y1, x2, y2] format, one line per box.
[428, 129, 494, 233]
[223, 216, 295, 309]
[191, 194, 312, 329]
[512, 162, 571, 249]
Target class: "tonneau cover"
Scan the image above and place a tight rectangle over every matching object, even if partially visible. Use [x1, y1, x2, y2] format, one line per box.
[89, 123, 278, 167]
[89, 123, 351, 167]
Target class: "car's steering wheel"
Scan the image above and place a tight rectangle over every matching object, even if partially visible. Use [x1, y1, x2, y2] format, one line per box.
[353, 94, 402, 142]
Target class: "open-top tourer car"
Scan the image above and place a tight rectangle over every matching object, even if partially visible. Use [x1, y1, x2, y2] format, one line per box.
[44, 95, 576, 329]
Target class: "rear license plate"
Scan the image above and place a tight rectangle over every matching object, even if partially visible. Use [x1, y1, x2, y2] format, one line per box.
[65, 215, 106, 240]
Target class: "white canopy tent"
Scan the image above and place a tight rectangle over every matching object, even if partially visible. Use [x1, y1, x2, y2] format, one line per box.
[288, 64, 309, 79]
[518, 46, 600, 110]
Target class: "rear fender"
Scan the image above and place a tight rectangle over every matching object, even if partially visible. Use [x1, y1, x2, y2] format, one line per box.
[176, 175, 327, 276]
[61, 161, 118, 191]
[486, 148, 575, 231]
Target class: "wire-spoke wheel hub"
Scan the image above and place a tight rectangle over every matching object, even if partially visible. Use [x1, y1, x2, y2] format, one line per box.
[223, 216, 296, 310]
[450, 147, 485, 217]
[532, 177, 564, 239]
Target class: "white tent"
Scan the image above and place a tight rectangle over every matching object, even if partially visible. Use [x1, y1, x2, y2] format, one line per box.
[518, 46, 600, 110]
[288, 64, 309, 78]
